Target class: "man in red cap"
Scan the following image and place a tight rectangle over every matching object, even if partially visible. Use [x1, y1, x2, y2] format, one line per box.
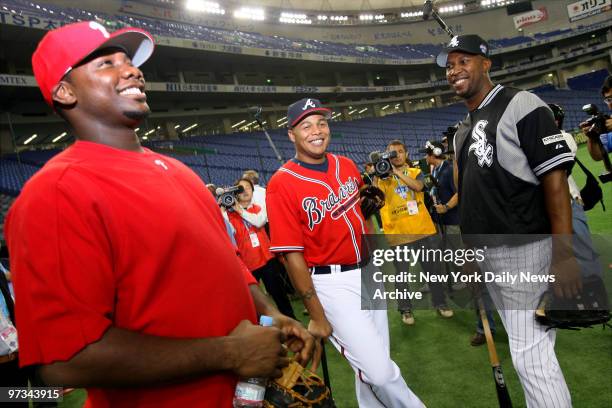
[5, 21, 315, 407]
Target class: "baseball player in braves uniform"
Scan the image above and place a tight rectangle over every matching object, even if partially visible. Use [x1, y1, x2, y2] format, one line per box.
[439, 35, 580, 407]
[266, 98, 424, 407]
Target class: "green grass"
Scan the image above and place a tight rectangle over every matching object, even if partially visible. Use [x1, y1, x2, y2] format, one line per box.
[59, 144, 611, 408]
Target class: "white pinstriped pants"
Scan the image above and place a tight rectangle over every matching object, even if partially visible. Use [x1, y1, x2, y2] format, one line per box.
[312, 268, 425, 408]
[482, 238, 572, 408]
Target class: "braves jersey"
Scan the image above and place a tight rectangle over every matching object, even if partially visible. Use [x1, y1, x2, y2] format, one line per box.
[454, 85, 574, 234]
[266, 154, 366, 267]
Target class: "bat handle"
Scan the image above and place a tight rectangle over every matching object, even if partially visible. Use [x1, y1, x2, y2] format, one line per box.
[432, 10, 456, 37]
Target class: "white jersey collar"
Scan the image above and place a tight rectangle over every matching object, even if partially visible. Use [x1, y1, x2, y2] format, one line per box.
[476, 84, 504, 110]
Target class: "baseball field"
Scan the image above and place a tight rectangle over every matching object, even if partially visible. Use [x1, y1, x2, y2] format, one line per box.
[58, 144, 611, 407]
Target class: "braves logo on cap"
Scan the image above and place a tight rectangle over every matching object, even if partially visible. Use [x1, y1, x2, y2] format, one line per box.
[449, 36, 459, 47]
[302, 98, 316, 110]
[480, 44, 488, 54]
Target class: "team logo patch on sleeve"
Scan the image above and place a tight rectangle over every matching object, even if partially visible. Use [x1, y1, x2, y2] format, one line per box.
[541, 133, 566, 145]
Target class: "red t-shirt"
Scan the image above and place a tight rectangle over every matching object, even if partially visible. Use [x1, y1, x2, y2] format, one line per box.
[266, 154, 366, 267]
[228, 204, 273, 271]
[5, 141, 257, 407]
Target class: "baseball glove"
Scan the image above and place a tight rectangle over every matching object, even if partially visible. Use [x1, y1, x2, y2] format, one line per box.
[264, 360, 335, 408]
[536, 275, 611, 331]
[360, 186, 385, 220]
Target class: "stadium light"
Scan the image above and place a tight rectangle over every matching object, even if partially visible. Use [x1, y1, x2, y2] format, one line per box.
[277, 116, 287, 123]
[382, 105, 390, 110]
[182, 123, 199, 133]
[52, 132, 67, 143]
[401, 11, 423, 18]
[439, 4, 464, 13]
[234, 7, 265, 21]
[145, 129, 156, 136]
[348, 109, 358, 115]
[142, 136, 148, 140]
[358, 108, 368, 114]
[481, 0, 514, 7]
[280, 12, 312, 24]
[185, 0, 225, 15]
[23, 134, 37, 145]
[231, 120, 246, 128]
[174, 124, 181, 129]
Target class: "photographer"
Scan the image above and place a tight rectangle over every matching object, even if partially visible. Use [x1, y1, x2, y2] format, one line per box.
[374, 140, 454, 325]
[421, 140, 458, 231]
[549, 104, 602, 278]
[227, 178, 296, 319]
[580, 75, 612, 162]
[421, 140, 497, 345]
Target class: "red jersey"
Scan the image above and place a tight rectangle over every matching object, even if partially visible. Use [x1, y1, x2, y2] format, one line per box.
[228, 204, 274, 271]
[266, 154, 366, 267]
[5, 141, 257, 408]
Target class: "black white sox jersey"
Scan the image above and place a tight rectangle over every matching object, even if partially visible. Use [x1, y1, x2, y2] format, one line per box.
[454, 85, 574, 234]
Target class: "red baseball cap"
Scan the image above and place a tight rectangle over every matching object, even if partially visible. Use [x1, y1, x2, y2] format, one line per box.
[32, 21, 154, 106]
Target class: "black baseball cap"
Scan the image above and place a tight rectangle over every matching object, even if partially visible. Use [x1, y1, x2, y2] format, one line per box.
[419, 140, 446, 156]
[287, 98, 331, 128]
[436, 34, 490, 67]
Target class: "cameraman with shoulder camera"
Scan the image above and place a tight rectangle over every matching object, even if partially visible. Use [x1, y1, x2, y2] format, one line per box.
[374, 140, 454, 325]
[580, 75, 612, 163]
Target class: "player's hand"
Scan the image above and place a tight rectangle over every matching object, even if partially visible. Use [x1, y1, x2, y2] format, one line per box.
[233, 202, 243, 214]
[605, 118, 612, 132]
[551, 256, 582, 299]
[308, 317, 332, 340]
[269, 312, 317, 368]
[434, 204, 448, 214]
[228, 320, 289, 378]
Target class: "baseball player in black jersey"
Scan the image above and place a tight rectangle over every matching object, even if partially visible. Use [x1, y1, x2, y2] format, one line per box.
[439, 35, 581, 408]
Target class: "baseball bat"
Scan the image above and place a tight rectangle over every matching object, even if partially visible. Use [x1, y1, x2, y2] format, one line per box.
[422, 1, 456, 38]
[320, 339, 333, 398]
[478, 298, 513, 408]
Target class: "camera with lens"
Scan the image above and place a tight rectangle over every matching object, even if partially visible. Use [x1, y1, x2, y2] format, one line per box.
[368, 150, 398, 179]
[216, 185, 244, 209]
[582, 104, 610, 139]
[582, 104, 612, 184]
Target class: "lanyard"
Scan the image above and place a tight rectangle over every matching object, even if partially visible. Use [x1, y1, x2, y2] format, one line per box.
[393, 169, 415, 201]
[433, 161, 445, 179]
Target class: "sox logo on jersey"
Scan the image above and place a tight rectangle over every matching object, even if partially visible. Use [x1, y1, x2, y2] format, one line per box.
[469, 119, 494, 167]
[302, 176, 360, 230]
